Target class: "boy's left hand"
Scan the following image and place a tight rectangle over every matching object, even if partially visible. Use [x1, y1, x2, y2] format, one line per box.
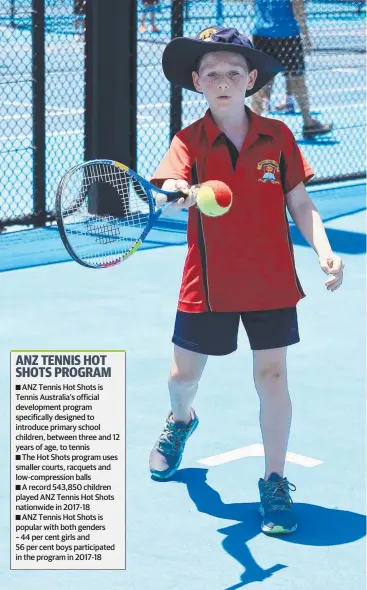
[319, 253, 345, 291]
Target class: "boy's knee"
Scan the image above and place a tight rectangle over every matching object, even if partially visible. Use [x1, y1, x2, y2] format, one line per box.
[255, 362, 285, 382]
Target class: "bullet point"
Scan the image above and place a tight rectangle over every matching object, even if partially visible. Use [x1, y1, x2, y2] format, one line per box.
[16, 485, 21, 490]
[15, 385, 21, 391]
[15, 515, 21, 520]
[15, 455, 21, 460]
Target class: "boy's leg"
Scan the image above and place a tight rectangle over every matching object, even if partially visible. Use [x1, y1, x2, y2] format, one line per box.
[280, 36, 313, 123]
[251, 80, 273, 115]
[150, 8, 160, 32]
[274, 75, 296, 113]
[150, 311, 239, 479]
[289, 74, 332, 136]
[251, 35, 280, 115]
[252, 347, 291, 480]
[252, 346, 297, 534]
[288, 74, 313, 125]
[139, 14, 147, 33]
[285, 75, 293, 99]
[149, 345, 207, 479]
[169, 344, 208, 424]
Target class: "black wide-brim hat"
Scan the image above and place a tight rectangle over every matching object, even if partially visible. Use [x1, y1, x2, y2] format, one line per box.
[162, 26, 284, 96]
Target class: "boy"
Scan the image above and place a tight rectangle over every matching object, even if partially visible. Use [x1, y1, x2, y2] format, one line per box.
[149, 26, 344, 535]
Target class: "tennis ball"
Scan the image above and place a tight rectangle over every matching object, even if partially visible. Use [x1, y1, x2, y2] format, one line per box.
[197, 181, 232, 217]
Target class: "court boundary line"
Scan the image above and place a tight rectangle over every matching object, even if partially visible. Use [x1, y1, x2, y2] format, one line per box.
[197, 443, 324, 468]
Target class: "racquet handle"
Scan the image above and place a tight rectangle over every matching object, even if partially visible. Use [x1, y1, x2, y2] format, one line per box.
[165, 189, 191, 203]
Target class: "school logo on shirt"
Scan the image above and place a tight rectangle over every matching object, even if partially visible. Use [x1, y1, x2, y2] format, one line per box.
[198, 27, 218, 41]
[257, 160, 280, 184]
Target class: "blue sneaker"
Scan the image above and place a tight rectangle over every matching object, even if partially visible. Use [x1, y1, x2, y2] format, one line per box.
[258, 472, 297, 534]
[274, 96, 296, 114]
[149, 410, 199, 480]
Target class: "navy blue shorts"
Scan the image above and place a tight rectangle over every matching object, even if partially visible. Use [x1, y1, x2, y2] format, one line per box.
[172, 308, 300, 355]
[252, 36, 305, 76]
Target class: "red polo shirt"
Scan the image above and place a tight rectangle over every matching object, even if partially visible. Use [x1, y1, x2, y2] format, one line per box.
[151, 107, 314, 312]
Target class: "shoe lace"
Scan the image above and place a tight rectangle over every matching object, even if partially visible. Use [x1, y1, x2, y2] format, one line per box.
[157, 421, 189, 455]
[262, 479, 296, 511]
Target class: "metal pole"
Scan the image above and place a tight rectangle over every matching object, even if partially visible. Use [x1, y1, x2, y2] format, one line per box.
[10, 0, 15, 28]
[32, 0, 46, 227]
[170, 0, 183, 141]
[85, 0, 137, 167]
[216, 0, 223, 24]
[84, 0, 137, 216]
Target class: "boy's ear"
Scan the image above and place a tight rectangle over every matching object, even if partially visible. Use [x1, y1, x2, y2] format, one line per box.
[192, 71, 202, 93]
[247, 69, 258, 91]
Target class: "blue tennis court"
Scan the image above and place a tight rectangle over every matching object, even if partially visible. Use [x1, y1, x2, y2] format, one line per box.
[0, 1, 366, 589]
[0, 188, 366, 589]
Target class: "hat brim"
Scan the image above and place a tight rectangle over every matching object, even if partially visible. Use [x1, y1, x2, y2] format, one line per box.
[162, 37, 284, 96]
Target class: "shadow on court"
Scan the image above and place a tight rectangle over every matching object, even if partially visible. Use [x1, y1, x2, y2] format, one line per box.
[297, 138, 340, 147]
[268, 110, 322, 117]
[290, 225, 366, 254]
[0, 200, 365, 271]
[163, 468, 367, 589]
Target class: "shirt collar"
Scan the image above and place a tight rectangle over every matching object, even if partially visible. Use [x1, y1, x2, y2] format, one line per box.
[202, 106, 275, 146]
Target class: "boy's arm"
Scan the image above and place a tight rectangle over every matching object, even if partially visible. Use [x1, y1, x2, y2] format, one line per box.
[286, 182, 344, 291]
[150, 132, 200, 215]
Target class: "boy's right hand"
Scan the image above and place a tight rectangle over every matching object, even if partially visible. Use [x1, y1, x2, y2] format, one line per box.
[158, 179, 199, 215]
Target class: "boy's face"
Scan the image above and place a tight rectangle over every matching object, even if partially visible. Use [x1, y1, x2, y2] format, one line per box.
[192, 51, 257, 111]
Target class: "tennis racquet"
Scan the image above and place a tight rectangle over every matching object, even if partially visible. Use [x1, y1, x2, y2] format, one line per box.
[55, 159, 188, 269]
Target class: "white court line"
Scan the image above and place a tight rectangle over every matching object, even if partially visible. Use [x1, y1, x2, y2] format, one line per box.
[0, 129, 83, 142]
[2, 108, 366, 140]
[0, 100, 84, 113]
[2, 87, 365, 114]
[331, 68, 365, 72]
[1, 103, 366, 140]
[135, 88, 365, 110]
[197, 444, 324, 468]
[305, 102, 365, 111]
[0, 112, 152, 121]
[1, 102, 364, 123]
[310, 86, 365, 96]
[0, 109, 85, 121]
[0, 114, 32, 121]
[312, 30, 366, 38]
[0, 44, 82, 53]
[137, 99, 207, 110]
[1, 100, 34, 109]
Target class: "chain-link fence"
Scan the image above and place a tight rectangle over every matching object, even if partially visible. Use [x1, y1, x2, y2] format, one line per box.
[137, 0, 366, 182]
[0, 0, 366, 230]
[0, 0, 86, 230]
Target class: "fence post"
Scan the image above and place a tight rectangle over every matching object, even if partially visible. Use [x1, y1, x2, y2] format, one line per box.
[170, 0, 184, 141]
[84, 0, 137, 167]
[84, 0, 137, 216]
[216, 0, 223, 24]
[32, 0, 46, 227]
[10, 0, 15, 27]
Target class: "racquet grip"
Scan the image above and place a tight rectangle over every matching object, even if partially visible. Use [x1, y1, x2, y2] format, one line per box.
[165, 190, 188, 203]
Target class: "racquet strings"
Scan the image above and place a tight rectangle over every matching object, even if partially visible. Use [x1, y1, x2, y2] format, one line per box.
[59, 162, 151, 267]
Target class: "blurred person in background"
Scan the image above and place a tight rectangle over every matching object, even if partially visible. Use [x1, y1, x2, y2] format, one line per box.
[251, 0, 333, 139]
[73, 0, 85, 40]
[139, 0, 161, 34]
